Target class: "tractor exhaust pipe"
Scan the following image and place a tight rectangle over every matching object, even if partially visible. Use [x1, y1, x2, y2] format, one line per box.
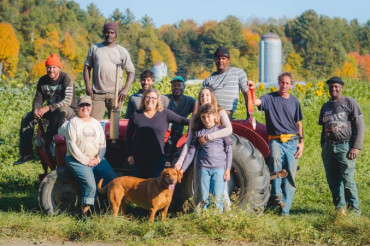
[109, 62, 122, 143]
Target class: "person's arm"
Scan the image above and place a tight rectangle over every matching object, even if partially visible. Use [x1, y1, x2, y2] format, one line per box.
[32, 80, 51, 118]
[125, 114, 135, 165]
[49, 75, 75, 111]
[83, 65, 93, 98]
[166, 109, 190, 125]
[118, 71, 135, 103]
[242, 90, 249, 118]
[320, 126, 326, 147]
[248, 81, 262, 107]
[180, 135, 197, 172]
[294, 121, 304, 159]
[349, 115, 365, 160]
[97, 120, 107, 163]
[175, 117, 195, 169]
[224, 141, 232, 182]
[203, 110, 232, 142]
[33, 80, 43, 108]
[66, 120, 91, 165]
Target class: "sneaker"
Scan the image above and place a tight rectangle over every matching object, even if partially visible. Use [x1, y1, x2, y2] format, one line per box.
[34, 137, 45, 148]
[13, 155, 33, 165]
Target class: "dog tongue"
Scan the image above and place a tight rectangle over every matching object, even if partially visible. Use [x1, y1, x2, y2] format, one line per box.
[169, 184, 175, 191]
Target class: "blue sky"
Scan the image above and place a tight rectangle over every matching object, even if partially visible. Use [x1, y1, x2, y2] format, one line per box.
[75, 0, 369, 27]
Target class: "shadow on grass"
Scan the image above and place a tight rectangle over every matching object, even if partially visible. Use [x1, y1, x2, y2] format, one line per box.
[264, 206, 329, 216]
[0, 188, 39, 212]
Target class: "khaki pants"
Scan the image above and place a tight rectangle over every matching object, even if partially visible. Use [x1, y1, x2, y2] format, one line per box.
[91, 93, 123, 119]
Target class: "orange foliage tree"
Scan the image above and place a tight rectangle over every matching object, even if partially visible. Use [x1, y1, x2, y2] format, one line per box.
[347, 52, 370, 82]
[194, 65, 211, 79]
[29, 61, 46, 80]
[33, 25, 60, 60]
[242, 29, 260, 80]
[340, 54, 358, 79]
[0, 22, 20, 77]
[61, 32, 76, 60]
[137, 49, 147, 73]
[335, 52, 370, 81]
[284, 52, 304, 80]
[150, 49, 163, 65]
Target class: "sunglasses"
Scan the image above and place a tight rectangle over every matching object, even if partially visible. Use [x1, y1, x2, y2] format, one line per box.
[79, 103, 91, 107]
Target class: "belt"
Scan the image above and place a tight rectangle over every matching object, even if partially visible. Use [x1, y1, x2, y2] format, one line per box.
[327, 139, 349, 145]
[268, 134, 297, 143]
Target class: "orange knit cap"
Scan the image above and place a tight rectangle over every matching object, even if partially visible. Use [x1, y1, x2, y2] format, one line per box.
[45, 53, 62, 68]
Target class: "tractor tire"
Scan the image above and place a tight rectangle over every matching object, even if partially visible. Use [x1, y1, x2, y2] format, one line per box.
[172, 134, 270, 214]
[38, 167, 81, 215]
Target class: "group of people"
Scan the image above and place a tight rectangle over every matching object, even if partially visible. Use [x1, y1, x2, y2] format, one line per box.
[13, 22, 365, 217]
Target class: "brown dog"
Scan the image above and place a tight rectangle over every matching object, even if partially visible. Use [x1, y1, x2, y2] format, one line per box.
[98, 168, 182, 222]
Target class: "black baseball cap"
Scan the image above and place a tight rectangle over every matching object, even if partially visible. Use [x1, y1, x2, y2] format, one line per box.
[326, 76, 344, 86]
[214, 47, 230, 58]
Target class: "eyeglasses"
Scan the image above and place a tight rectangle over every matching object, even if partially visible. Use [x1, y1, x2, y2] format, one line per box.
[145, 96, 158, 101]
[79, 103, 91, 107]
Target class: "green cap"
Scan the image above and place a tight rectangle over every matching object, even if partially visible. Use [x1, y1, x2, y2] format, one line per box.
[171, 76, 185, 83]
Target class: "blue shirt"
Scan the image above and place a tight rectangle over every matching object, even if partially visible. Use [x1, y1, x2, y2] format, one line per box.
[258, 92, 303, 136]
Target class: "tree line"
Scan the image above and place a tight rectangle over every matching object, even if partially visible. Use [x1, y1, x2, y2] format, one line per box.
[0, 0, 369, 82]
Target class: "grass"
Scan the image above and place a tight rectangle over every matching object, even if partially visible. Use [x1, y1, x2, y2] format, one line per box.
[0, 78, 369, 245]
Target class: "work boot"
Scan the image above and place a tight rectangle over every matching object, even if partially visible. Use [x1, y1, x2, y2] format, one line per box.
[13, 155, 33, 165]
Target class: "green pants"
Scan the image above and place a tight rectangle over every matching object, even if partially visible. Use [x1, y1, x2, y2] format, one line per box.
[321, 141, 360, 213]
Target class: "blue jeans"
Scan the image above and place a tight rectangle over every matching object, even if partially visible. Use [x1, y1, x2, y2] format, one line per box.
[198, 167, 225, 212]
[65, 155, 117, 206]
[321, 141, 360, 213]
[269, 139, 299, 215]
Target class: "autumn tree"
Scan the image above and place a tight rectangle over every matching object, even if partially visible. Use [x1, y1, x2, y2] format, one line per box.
[0, 22, 20, 77]
[61, 32, 76, 60]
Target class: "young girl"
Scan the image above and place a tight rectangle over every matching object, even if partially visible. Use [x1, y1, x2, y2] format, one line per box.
[180, 103, 232, 212]
[175, 87, 232, 207]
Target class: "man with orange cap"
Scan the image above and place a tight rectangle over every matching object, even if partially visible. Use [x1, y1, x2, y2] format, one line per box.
[84, 22, 135, 119]
[14, 53, 76, 165]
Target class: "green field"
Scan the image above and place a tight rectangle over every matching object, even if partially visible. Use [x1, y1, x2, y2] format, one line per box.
[0, 78, 369, 245]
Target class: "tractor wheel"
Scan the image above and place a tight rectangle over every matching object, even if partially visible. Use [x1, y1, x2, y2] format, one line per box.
[172, 133, 270, 214]
[38, 167, 81, 215]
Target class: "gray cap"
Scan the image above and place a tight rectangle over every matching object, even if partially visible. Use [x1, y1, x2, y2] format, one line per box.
[77, 95, 92, 106]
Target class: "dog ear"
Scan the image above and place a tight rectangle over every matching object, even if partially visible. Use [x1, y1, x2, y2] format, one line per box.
[160, 169, 166, 179]
[176, 169, 183, 183]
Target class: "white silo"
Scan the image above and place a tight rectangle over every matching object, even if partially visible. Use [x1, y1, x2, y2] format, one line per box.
[151, 61, 168, 82]
[259, 32, 282, 83]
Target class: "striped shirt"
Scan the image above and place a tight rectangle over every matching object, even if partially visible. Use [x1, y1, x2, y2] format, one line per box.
[202, 67, 248, 111]
[33, 72, 77, 111]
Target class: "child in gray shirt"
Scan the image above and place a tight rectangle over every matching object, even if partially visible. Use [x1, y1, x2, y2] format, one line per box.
[181, 103, 232, 212]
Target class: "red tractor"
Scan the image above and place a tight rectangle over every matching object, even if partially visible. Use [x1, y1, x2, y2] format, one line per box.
[37, 116, 272, 215]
